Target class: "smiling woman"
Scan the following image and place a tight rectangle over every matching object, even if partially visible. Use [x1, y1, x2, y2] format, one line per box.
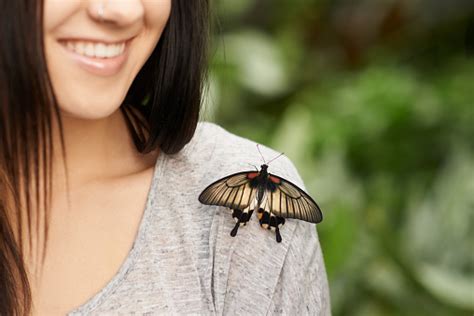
[1, 0, 207, 314]
[43, 0, 173, 119]
[0, 0, 330, 315]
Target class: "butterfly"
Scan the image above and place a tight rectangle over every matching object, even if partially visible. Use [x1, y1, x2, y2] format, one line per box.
[198, 147, 323, 243]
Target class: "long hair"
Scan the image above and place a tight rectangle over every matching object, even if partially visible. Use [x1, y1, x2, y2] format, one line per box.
[0, 0, 210, 314]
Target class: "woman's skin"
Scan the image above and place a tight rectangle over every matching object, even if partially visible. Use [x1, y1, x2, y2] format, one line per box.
[28, 1, 171, 314]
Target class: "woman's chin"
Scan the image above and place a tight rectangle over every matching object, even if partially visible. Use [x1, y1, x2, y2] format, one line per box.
[58, 103, 120, 121]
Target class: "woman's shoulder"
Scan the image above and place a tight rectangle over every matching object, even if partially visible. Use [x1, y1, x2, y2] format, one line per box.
[184, 121, 305, 187]
[173, 122, 329, 314]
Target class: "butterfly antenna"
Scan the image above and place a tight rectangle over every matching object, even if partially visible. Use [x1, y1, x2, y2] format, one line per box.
[256, 144, 266, 164]
[267, 152, 285, 165]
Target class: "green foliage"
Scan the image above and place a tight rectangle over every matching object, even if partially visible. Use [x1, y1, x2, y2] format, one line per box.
[207, 0, 474, 315]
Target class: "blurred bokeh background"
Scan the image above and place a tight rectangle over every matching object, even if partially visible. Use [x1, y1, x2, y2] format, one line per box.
[203, 0, 474, 315]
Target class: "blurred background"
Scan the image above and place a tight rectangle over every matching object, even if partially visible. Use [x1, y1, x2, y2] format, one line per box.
[203, 0, 474, 315]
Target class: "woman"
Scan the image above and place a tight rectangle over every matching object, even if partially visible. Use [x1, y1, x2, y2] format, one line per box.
[0, 0, 331, 315]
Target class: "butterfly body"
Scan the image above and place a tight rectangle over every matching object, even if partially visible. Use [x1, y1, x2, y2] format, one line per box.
[247, 165, 276, 204]
[199, 163, 322, 243]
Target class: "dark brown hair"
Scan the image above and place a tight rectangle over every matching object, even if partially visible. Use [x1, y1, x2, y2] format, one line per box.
[0, 0, 210, 314]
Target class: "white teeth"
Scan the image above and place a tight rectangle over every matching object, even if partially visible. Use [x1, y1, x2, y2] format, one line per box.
[63, 41, 126, 58]
[75, 42, 85, 55]
[85, 42, 95, 57]
[96, 43, 107, 57]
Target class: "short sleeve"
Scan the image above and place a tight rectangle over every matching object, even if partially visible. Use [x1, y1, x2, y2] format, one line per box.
[266, 220, 331, 315]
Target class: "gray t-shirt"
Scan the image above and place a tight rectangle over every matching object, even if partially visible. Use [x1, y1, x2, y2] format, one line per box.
[68, 122, 331, 315]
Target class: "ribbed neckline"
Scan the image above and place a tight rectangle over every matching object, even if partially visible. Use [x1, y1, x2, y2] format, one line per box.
[67, 152, 166, 315]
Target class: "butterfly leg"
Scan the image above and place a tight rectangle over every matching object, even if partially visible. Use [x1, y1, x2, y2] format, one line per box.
[257, 209, 286, 242]
[230, 207, 254, 237]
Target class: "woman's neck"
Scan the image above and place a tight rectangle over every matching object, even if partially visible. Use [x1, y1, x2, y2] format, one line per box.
[50, 108, 158, 190]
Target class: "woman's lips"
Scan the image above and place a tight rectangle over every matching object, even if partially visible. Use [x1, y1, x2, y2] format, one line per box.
[58, 39, 132, 77]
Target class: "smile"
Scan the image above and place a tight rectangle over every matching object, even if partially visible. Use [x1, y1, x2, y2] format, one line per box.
[58, 38, 133, 77]
[62, 40, 126, 58]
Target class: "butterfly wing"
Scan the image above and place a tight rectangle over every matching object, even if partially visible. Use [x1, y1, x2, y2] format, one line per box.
[198, 171, 258, 210]
[264, 173, 323, 224]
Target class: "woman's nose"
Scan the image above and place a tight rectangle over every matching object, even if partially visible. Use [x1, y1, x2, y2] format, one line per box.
[88, 0, 145, 26]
